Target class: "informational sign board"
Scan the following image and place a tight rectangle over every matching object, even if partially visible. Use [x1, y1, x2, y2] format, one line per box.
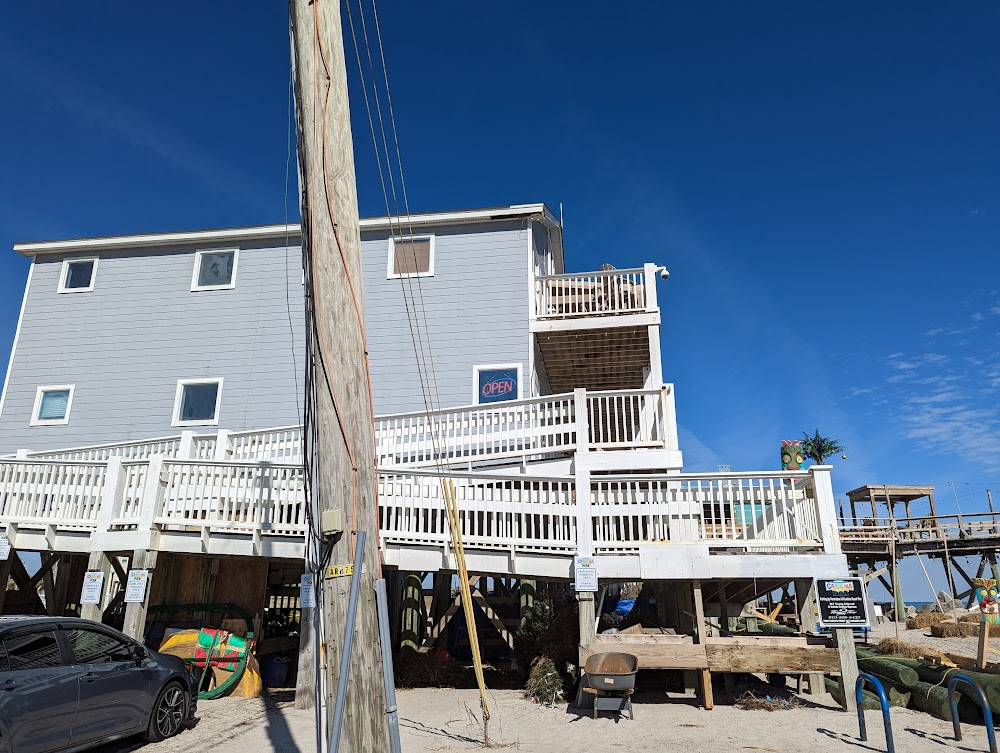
[300, 573, 316, 608]
[124, 570, 150, 604]
[815, 577, 870, 628]
[477, 367, 519, 404]
[0, 535, 10, 561]
[574, 556, 598, 592]
[80, 571, 105, 605]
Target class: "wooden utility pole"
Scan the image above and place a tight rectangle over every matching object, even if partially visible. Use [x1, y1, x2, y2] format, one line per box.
[289, 1, 389, 751]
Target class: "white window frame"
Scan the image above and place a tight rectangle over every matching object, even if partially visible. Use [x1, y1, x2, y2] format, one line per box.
[57, 258, 98, 294]
[171, 378, 224, 427]
[191, 248, 239, 291]
[387, 235, 435, 279]
[30, 384, 76, 426]
[472, 363, 523, 405]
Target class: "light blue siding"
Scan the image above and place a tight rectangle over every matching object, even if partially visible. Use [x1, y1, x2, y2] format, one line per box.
[0, 218, 537, 452]
[361, 221, 531, 414]
[0, 241, 305, 453]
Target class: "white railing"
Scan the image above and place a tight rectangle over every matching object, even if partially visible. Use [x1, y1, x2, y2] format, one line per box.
[379, 468, 577, 555]
[0, 456, 837, 561]
[0, 460, 107, 528]
[228, 426, 303, 463]
[22, 436, 183, 463]
[8, 387, 671, 473]
[589, 471, 823, 553]
[587, 389, 664, 448]
[157, 460, 306, 535]
[376, 393, 578, 468]
[535, 267, 650, 319]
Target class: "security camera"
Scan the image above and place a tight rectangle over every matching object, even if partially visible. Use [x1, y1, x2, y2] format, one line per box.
[659, 268, 670, 280]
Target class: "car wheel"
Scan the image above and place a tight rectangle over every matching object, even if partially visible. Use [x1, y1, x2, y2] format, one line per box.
[143, 682, 188, 743]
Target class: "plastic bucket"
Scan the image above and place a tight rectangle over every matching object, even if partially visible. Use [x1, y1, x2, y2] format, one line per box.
[261, 657, 290, 687]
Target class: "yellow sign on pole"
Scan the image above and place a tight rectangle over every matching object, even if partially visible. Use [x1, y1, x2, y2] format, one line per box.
[327, 564, 354, 579]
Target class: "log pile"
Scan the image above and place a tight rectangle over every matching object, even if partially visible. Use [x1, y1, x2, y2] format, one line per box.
[852, 646, 999, 722]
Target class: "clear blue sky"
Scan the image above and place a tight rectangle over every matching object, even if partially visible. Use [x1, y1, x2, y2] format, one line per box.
[1, 3, 998, 600]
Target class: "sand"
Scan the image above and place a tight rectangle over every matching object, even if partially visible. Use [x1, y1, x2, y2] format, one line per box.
[90, 623, 1000, 753]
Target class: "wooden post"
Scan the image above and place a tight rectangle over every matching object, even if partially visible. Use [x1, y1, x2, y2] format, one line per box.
[990, 552, 1000, 587]
[891, 540, 903, 638]
[978, 620, 989, 670]
[692, 580, 713, 709]
[719, 581, 736, 698]
[79, 552, 112, 623]
[0, 548, 16, 615]
[290, 0, 390, 745]
[121, 550, 157, 642]
[834, 628, 859, 713]
[989, 490, 996, 528]
[519, 579, 536, 625]
[578, 591, 596, 647]
[794, 579, 824, 694]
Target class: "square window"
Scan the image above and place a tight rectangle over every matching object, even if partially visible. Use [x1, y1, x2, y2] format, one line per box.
[58, 258, 97, 293]
[388, 236, 434, 278]
[30, 385, 75, 426]
[172, 379, 223, 426]
[474, 365, 521, 404]
[192, 249, 238, 291]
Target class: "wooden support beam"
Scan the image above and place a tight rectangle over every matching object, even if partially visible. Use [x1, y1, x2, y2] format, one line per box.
[80, 552, 113, 624]
[834, 628, 859, 713]
[471, 590, 513, 649]
[862, 566, 889, 584]
[121, 549, 157, 642]
[692, 580, 713, 710]
[0, 552, 14, 614]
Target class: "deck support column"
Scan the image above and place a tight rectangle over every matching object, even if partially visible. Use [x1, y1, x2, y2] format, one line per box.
[400, 572, 424, 651]
[121, 549, 157, 643]
[578, 591, 596, 647]
[80, 552, 111, 622]
[794, 579, 824, 695]
[990, 552, 1000, 586]
[834, 627, 859, 713]
[519, 579, 536, 625]
[692, 579, 713, 709]
[892, 554, 906, 620]
[0, 549, 16, 615]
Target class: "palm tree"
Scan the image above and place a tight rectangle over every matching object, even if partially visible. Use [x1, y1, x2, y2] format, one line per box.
[800, 429, 846, 465]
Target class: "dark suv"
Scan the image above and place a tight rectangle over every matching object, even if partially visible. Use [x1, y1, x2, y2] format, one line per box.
[0, 616, 197, 753]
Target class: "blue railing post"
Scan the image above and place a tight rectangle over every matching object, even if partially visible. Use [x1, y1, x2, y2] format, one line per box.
[947, 673, 998, 753]
[856, 673, 895, 753]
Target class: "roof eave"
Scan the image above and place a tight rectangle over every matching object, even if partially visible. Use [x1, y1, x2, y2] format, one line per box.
[12, 203, 561, 257]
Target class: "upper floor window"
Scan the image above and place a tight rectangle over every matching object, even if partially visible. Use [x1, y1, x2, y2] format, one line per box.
[172, 378, 223, 426]
[192, 249, 238, 291]
[388, 236, 434, 278]
[31, 385, 75, 426]
[58, 258, 97, 293]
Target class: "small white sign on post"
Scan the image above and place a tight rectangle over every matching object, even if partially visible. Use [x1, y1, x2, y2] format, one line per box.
[80, 571, 105, 605]
[300, 573, 316, 609]
[574, 556, 598, 592]
[124, 570, 150, 604]
[0, 535, 11, 561]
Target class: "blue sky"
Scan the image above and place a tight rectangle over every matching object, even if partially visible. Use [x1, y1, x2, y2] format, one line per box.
[1, 3, 999, 599]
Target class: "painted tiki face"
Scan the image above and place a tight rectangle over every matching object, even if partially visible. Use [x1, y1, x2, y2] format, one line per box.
[974, 578, 999, 624]
[781, 440, 804, 471]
